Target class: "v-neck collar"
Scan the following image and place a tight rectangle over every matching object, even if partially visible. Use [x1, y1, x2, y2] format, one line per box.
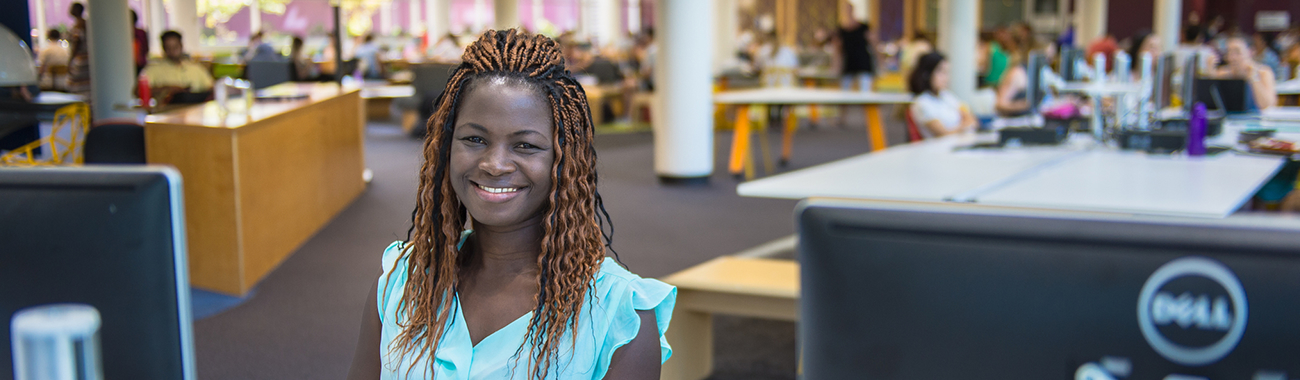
[453, 294, 534, 350]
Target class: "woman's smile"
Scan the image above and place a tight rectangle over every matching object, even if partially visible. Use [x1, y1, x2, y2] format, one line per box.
[471, 180, 527, 203]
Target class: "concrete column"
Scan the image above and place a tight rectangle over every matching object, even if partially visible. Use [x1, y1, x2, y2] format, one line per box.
[250, 2, 261, 34]
[713, 0, 737, 75]
[33, 0, 47, 49]
[653, 0, 714, 183]
[426, 0, 449, 38]
[380, 2, 393, 35]
[1154, 0, 1180, 55]
[167, 0, 200, 53]
[489, 0, 511, 30]
[409, 0, 423, 36]
[87, 0, 137, 120]
[1073, 0, 1107, 47]
[147, 0, 165, 55]
[937, 0, 977, 103]
[626, 0, 640, 34]
[597, 0, 621, 47]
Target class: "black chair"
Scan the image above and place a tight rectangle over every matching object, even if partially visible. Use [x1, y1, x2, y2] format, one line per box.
[83, 123, 146, 164]
[245, 60, 293, 90]
[586, 58, 622, 85]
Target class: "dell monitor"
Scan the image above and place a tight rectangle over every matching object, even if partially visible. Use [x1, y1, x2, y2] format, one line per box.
[798, 199, 1300, 380]
[0, 167, 196, 380]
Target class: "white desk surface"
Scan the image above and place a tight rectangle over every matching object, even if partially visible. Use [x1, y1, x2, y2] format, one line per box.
[360, 85, 415, 99]
[1277, 80, 1300, 95]
[1057, 82, 1143, 95]
[714, 88, 913, 105]
[973, 151, 1283, 218]
[736, 133, 1085, 201]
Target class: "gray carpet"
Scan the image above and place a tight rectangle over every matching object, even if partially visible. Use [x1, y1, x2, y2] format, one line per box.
[192, 106, 905, 379]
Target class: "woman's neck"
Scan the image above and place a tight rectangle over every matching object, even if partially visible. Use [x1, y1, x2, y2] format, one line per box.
[466, 216, 545, 275]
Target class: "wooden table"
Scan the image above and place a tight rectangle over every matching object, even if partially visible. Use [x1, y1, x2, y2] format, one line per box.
[145, 82, 366, 295]
[714, 88, 912, 179]
[661, 256, 798, 380]
[360, 84, 415, 120]
[1279, 80, 1300, 106]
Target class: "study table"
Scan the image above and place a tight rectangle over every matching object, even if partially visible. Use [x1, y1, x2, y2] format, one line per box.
[145, 82, 366, 295]
[739, 120, 1289, 218]
[715, 88, 912, 179]
[1279, 79, 1300, 106]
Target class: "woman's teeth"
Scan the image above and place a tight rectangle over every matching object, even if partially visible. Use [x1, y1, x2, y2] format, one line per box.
[477, 184, 520, 193]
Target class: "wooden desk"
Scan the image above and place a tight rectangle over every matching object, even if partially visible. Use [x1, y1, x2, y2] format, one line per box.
[1279, 80, 1300, 106]
[145, 83, 366, 295]
[715, 88, 912, 179]
[661, 256, 798, 380]
[361, 85, 415, 121]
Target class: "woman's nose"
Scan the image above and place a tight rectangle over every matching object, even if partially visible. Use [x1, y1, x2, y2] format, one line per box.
[478, 146, 515, 176]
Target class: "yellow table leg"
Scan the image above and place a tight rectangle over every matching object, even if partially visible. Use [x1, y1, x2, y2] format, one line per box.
[865, 104, 886, 151]
[757, 107, 774, 176]
[781, 105, 798, 166]
[728, 104, 751, 177]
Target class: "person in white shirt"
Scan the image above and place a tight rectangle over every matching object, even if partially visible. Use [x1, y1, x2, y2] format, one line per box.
[908, 52, 976, 139]
[36, 30, 69, 91]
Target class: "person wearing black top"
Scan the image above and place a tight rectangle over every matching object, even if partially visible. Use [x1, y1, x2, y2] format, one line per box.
[837, 1, 876, 91]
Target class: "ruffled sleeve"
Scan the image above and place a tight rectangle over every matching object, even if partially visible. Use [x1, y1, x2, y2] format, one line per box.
[591, 258, 677, 379]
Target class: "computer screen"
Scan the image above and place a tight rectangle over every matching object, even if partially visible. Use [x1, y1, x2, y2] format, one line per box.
[0, 167, 195, 380]
[798, 199, 1300, 380]
[1193, 78, 1250, 113]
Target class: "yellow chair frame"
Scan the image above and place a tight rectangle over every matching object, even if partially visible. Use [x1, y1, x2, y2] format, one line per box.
[1, 102, 90, 166]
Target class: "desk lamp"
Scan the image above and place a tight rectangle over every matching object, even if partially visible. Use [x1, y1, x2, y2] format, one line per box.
[0, 24, 38, 86]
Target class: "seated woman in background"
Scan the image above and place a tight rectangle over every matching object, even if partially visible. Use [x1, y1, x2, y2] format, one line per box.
[909, 52, 976, 138]
[1126, 31, 1162, 81]
[1212, 36, 1277, 110]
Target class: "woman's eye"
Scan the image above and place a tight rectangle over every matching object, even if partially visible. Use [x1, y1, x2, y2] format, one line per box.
[517, 142, 542, 150]
[462, 136, 485, 144]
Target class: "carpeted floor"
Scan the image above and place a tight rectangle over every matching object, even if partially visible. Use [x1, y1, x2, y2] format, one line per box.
[191, 106, 905, 379]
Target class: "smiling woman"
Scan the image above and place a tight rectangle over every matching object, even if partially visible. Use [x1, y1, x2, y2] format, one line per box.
[346, 29, 676, 380]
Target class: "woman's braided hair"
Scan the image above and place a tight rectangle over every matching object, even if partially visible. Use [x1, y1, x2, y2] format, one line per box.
[387, 28, 618, 378]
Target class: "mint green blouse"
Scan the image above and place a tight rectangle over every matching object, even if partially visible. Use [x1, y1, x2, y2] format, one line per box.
[376, 240, 676, 379]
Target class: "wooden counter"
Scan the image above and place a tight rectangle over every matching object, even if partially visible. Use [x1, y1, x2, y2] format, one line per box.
[145, 83, 366, 295]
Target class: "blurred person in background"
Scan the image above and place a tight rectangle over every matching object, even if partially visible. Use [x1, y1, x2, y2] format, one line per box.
[37, 30, 69, 91]
[1211, 36, 1277, 110]
[243, 31, 284, 62]
[66, 2, 90, 96]
[837, 1, 876, 91]
[428, 33, 463, 62]
[354, 34, 382, 78]
[899, 31, 933, 77]
[131, 10, 149, 74]
[288, 36, 317, 81]
[1252, 32, 1283, 78]
[1126, 30, 1162, 81]
[909, 52, 976, 138]
[142, 31, 215, 102]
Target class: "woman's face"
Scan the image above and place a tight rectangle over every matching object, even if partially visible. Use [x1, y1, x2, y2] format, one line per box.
[1225, 39, 1250, 66]
[1140, 37, 1162, 58]
[931, 61, 950, 92]
[449, 79, 555, 228]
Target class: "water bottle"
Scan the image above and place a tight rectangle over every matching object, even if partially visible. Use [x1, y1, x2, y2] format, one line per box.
[10, 304, 103, 380]
[1188, 102, 1207, 156]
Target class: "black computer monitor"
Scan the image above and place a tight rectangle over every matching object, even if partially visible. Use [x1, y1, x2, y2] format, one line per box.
[798, 199, 1300, 380]
[1193, 78, 1250, 114]
[1059, 47, 1082, 82]
[1025, 52, 1047, 115]
[0, 167, 195, 380]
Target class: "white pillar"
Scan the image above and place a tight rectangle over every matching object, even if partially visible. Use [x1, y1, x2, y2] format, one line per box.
[87, 0, 138, 120]
[596, 0, 621, 47]
[653, 0, 714, 182]
[713, 0, 737, 75]
[494, 0, 519, 29]
[1073, 0, 1107, 47]
[938, 0, 977, 103]
[168, 0, 200, 53]
[147, 0, 164, 55]
[626, 0, 640, 34]
[250, 1, 261, 34]
[409, 0, 423, 36]
[33, 0, 48, 49]
[1154, 0, 1180, 54]
[380, 1, 393, 35]
[426, 0, 449, 38]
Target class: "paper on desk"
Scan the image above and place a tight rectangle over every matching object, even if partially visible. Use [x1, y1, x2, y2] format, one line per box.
[1261, 107, 1300, 122]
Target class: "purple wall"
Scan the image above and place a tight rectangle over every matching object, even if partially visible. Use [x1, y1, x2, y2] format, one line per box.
[1106, 0, 1155, 41]
[30, 0, 146, 31]
[877, 0, 904, 42]
[1105, 0, 1300, 40]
